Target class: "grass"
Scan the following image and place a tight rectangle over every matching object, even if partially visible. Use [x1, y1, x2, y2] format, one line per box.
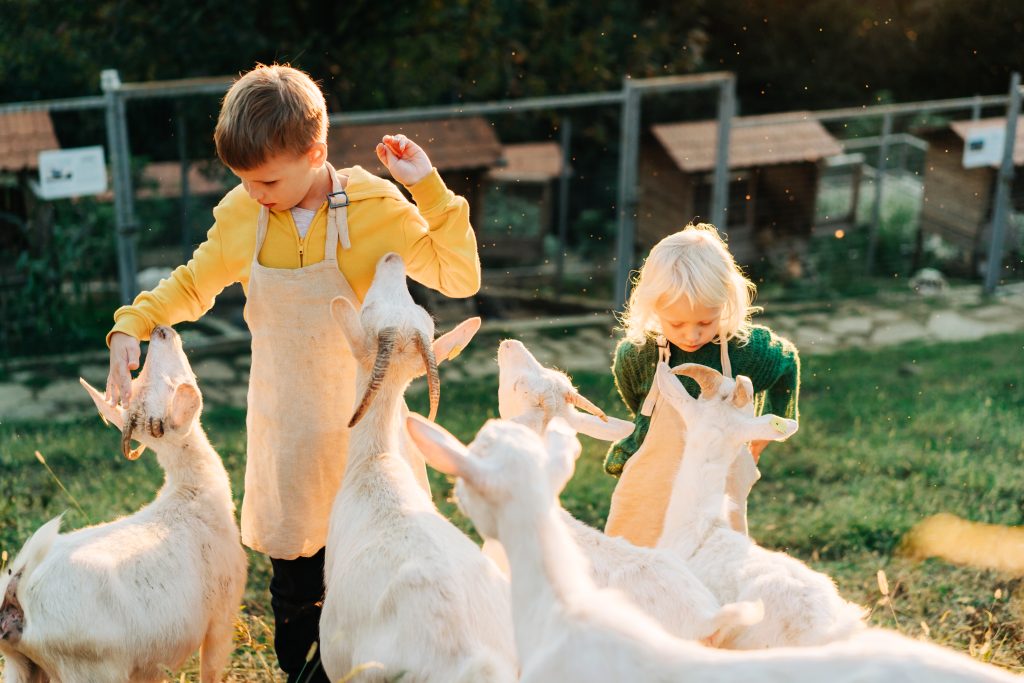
[2, 332, 1023, 678]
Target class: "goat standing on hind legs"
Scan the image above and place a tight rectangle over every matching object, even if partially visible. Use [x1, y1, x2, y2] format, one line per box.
[0, 326, 246, 683]
[319, 253, 516, 683]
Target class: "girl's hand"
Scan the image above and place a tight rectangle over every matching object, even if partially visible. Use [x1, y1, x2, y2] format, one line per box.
[375, 134, 431, 186]
[750, 440, 769, 464]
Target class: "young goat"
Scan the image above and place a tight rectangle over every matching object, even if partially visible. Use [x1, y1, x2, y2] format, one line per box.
[653, 362, 866, 648]
[492, 338, 759, 645]
[407, 415, 1022, 683]
[319, 253, 516, 683]
[0, 325, 246, 683]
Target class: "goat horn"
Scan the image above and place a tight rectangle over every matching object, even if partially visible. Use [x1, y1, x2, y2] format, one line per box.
[349, 328, 396, 428]
[566, 390, 608, 422]
[120, 413, 146, 461]
[672, 364, 722, 398]
[416, 332, 440, 422]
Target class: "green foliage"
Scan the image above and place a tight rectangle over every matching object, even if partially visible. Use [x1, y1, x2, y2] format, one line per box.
[1, 198, 119, 358]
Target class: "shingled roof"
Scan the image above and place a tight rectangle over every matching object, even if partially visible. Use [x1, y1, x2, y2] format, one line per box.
[651, 112, 842, 173]
[0, 111, 59, 172]
[949, 116, 1024, 167]
[489, 142, 566, 182]
[328, 116, 503, 175]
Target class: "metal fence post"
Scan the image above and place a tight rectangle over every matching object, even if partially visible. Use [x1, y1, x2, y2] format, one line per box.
[101, 69, 138, 304]
[614, 80, 642, 309]
[554, 116, 572, 299]
[866, 111, 893, 274]
[710, 76, 735, 231]
[984, 72, 1021, 295]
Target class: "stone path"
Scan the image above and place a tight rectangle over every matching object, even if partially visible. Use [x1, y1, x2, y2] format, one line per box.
[2, 282, 1023, 423]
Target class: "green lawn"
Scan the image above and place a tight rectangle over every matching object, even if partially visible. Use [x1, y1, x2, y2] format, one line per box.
[1, 332, 1022, 679]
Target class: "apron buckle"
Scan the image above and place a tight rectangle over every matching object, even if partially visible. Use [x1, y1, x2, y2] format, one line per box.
[328, 189, 349, 209]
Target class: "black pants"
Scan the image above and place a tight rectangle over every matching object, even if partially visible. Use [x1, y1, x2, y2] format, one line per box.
[270, 548, 331, 683]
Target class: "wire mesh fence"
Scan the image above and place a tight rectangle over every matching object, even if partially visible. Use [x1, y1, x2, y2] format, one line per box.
[1, 71, 1022, 358]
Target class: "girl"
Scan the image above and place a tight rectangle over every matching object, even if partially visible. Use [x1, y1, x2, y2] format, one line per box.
[605, 223, 800, 546]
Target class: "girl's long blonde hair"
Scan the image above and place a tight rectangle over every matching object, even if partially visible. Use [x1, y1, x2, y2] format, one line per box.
[619, 223, 759, 346]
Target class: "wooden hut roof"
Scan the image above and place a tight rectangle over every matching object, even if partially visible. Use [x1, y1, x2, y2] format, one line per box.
[489, 142, 566, 182]
[328, 116, 502, 175]
[651, 112, 842, 173]
[0, 111, 59, 172]
[949, 116, 1024, 167]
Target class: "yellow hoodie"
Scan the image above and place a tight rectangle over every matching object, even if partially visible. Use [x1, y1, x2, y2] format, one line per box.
[108, 165, 480, 344]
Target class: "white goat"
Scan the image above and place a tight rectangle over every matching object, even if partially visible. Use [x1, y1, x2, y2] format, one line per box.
[0, 325, 246, 683]
[653, 362, 866, 647]
[406, 414, 1022, 683]
[319, 253, 516, 683]
[492, 338, 759, 645]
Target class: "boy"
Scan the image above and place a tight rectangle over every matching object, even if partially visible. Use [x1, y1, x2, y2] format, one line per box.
[104, 63, 480, 682]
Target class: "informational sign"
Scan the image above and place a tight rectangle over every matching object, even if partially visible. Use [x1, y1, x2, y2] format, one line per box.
[962, 125, 1006, 169]
[37, 146, 108, 199]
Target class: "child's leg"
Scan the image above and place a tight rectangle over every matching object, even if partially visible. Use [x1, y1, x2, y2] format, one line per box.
[270, 548, 331, 683]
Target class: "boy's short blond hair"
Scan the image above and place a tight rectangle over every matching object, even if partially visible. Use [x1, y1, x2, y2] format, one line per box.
[214, 63, 328, 171]
[618, 223, 760, 346]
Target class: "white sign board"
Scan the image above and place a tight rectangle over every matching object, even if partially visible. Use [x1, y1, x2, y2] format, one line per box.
[37, 146, 108, 199]
[962, 125, 1006, 169]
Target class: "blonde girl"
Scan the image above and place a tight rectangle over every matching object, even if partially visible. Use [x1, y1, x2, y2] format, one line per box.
[605, 223, 800, 544]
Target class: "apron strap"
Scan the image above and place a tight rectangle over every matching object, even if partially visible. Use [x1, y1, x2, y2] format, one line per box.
[325, 162, 351, 253]
[640, 335, 671, 417]
[253, 206, 270, 266]
[720, 336, 732, 379]
[640, 333, 730, 416]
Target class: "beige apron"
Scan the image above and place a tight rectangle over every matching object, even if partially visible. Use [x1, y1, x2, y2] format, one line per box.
[240, 164, 361, 559]
[605, 336, 758, 546]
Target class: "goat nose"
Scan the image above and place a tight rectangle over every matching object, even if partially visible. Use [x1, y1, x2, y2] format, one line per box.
[153, 326, 170, 340]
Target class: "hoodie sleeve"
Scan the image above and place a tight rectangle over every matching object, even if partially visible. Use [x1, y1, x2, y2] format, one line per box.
[398, 169, 481, 298]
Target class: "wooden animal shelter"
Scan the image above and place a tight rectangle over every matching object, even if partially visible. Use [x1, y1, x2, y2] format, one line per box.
[637, 112, 843, 266]
[483, 141, 567, 262]
[0, 110, 60, 251]
[917, 116, 1024, 269]
[327, 116, 503, 227]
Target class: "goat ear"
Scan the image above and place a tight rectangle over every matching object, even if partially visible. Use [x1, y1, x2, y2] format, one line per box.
[564, 411, 635, 442]
[656, 362, 694, 409]
[433, 317, 481, 364]
[406, 413, 486, 485]
[740, 414, 799, 443]
[543, 417, 582, 492]
[732, 375, 754, 408]
[167, 382, 202, 433]
[80, 378, 126, 430]
[330, 296, 367, 356]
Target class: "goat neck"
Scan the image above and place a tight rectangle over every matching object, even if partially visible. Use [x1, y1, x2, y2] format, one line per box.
[657, 419, 735, 558]
[347, 364, 409, 473]
[498, 477, 596, 655]
[154, 423, 232, 502]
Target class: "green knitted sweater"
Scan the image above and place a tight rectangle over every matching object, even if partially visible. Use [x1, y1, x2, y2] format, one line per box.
[605, 325, 800, 476]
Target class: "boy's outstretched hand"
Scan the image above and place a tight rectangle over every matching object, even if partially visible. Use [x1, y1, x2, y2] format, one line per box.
[376, 134, 431, 187]
[106, 331, 141, 406]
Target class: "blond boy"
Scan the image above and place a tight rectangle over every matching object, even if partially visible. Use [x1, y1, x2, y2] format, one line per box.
[105, 64, 480, 682]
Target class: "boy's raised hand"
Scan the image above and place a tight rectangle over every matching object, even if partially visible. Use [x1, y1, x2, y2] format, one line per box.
[376, 134, 431, 187]
[106, 331, 141, 406]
